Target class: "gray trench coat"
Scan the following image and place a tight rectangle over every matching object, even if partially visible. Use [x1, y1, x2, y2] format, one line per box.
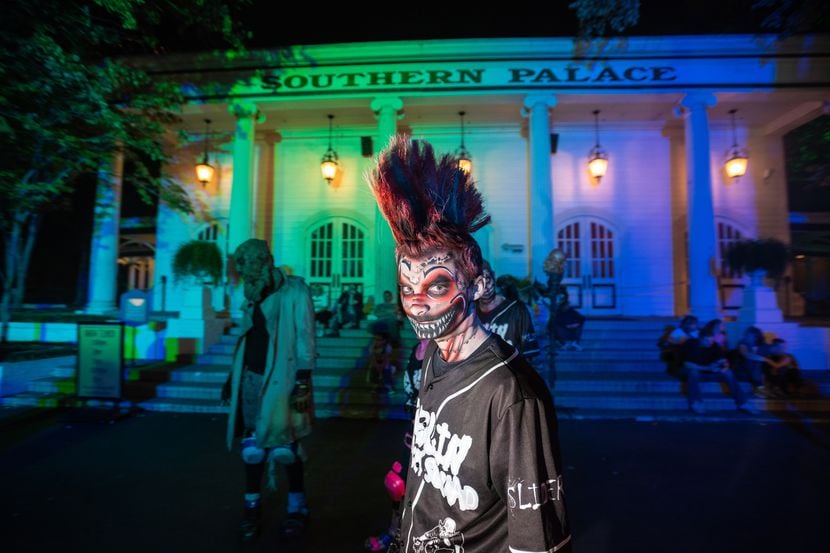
[225, 269, 316, 450]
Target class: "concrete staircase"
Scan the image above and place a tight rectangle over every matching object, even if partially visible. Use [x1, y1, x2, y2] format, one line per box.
[4, 318, 829, 423]
[135, 324, 420, 419]
[535, 318, 830, 422]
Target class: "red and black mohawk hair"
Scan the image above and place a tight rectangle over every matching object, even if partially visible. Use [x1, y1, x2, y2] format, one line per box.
[367, 135, 491, 281]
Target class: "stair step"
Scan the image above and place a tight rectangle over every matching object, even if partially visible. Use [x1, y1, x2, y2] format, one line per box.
[553, 407, 830, 423]
[197, 353, 233, 365]
[154, 382, 223, 400]
[138, 397, 228, 414]
[168, 364, 229, 383]
[550, 390, 830, 411]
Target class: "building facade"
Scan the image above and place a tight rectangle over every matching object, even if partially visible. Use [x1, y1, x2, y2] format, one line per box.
[82, 34, 830, 362]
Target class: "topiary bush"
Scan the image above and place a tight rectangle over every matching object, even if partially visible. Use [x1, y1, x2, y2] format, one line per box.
[172, 240, 223, 284]
[724, 238, 790, 281]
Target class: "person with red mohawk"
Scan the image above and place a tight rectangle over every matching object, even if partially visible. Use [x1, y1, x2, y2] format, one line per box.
[367, 136, 572, 553]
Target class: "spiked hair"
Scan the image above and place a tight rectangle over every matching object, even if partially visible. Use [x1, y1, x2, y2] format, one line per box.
[368, 135, 491, 281]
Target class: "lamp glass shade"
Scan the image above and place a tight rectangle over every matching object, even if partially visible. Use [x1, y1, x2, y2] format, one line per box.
[725, 154, 748, 179]
[458, 157, 472, 175]
[588, 151, 608, 180]
[321, 158, 338, 182]
[195, 162, 215, 184]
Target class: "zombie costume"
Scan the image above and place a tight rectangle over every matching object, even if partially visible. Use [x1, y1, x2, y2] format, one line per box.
[223, 238, 316, 540]
[367, 136, 572, 553]
[224, 267, 316, 449]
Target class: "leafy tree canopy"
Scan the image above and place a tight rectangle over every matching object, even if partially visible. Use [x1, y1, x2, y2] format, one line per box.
[0, 0, 250, 336]
[0, 0, 251, 230]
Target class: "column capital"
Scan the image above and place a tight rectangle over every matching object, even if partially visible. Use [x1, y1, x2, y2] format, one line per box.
[680, 91, 718, 111]
[229, 101, 264, 122]
[371, 96, 404, 115]
[522, 94, 557, 115]
[255, 130, 282, 144]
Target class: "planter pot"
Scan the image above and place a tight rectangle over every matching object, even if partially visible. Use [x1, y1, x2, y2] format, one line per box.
[736, 270, 782, 332]
[179, 280, 216, 320]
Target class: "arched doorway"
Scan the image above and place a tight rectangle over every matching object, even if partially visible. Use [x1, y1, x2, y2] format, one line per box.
[556, 217, 620, 315]
[306, 217, 368, 312]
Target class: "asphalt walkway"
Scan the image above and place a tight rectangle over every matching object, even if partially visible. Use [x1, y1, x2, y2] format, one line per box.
[2, 407, 829, 553]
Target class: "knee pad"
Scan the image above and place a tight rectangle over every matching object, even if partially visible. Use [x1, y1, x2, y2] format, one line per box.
[267, 443, 298, 466]
[241, 435, 266, 464]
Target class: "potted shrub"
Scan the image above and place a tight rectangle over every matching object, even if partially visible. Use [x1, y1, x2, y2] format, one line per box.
[724, 238, 790, 283]
[171, 240, 223, 319]
[725, 238, 790, 329]
[172, 240, 223, 285]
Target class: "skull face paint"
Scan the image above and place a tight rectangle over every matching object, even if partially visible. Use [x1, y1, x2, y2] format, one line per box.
[480, 264, 497, 304]
[399, 251, 474, 340]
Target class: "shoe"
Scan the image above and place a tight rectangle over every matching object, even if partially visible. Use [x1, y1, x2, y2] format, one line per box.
[752, 386, 769, 398]
[281, 509, 308, 537]
[690, 401, 706, 415]
[239, 507, 260, 542]
[738, 402, 761, 415]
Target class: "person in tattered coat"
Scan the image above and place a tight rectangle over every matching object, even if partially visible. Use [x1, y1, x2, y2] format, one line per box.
[221, 238, 316, 540]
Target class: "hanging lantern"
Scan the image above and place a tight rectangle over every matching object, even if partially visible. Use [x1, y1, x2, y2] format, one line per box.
[195, 118, 215, 186]
[724, 108, 749, 180]
[587, 109, 608, 183]
[456, 111, 472, 174]
[320, 114, 340, 185]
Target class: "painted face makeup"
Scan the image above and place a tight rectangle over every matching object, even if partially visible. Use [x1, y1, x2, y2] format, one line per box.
[480, 266, 496, 303]
[398, 251, 473, 340]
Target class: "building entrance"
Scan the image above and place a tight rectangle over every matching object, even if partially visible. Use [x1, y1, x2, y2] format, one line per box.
[306, 217, 367, 314]
[556, 217, 620, 315]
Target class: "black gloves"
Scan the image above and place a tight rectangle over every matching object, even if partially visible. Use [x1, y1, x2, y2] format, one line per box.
[290, 369, 312, 413]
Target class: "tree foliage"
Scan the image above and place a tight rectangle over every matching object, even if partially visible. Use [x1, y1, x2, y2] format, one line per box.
[569, 0, 640, 39]
[568, 0, 828, 39]
[0, 0, 250, 339]
[172, 240, 224, 284]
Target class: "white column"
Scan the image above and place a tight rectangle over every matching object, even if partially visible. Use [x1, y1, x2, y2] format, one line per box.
[86, 149, 124, 314]
[268, 132, 284, 256]
[522, 95, 557, 280]
[680, 92, 720, 321]
[228, 102, 259, 254]
[370, 96, 404, 299]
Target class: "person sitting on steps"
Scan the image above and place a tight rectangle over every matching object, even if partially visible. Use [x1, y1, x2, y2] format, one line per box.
[658, 314, 699, 377]
[763, 338, 802, 398]
[680, 325, 760, 416]
[552, 292, 585, 351]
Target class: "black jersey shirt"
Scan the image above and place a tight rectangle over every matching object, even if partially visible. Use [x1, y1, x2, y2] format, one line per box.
[477, 299, 540, 359]
[398, 334, 572, 553]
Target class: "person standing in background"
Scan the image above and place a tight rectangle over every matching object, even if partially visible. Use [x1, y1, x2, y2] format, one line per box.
[221, 239, 316, 541]
[476, 259, 540, 359]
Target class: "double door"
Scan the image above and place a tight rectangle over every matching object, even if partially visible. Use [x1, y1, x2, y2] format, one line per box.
[556, 217, 619, 315]
[306, 218, 367, 313]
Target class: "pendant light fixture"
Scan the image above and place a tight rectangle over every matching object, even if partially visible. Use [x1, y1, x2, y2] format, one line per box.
[195, 118, 215, 186]
[587, 109, 608, 184]
[456, 111, 472, 175]
[320, 114, 340, 185]
[724, 108, 749, 180]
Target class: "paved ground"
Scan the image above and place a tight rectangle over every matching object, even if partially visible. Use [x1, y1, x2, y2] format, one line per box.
[1, 406, 829, 553]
